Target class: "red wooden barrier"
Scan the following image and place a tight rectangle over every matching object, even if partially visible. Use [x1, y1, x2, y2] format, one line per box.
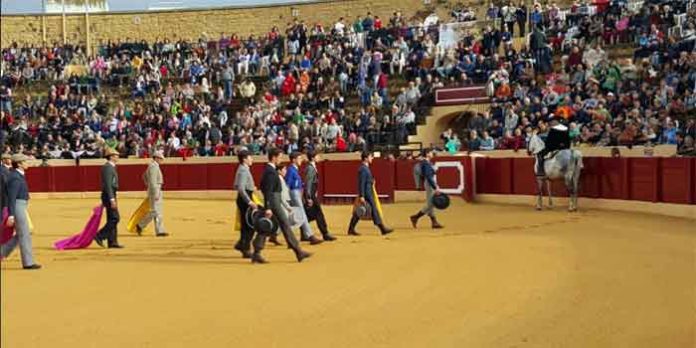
[483, 158, 513, 194]
[81, 166, 103, 192]
[511, 158, 536, 196]
[692, 158, 696, 205]
[52, 166, 82, 192]
[599, 157, 628, 200]
[26, 167, 50, 193]
[660, 158, 693, 204]
[20, 156, 695, 206]
[118, 164, 148, 192]
[629, 158, 660, 202]
[394, 159, 419, 191]
[206, 163, 236, 190]
[160, 164, 181, 191]
[579, 157, 602, 198]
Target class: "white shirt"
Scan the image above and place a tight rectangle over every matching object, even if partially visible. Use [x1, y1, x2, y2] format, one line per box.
[528, 134, 546, 155]
[334, 22, 345, 35]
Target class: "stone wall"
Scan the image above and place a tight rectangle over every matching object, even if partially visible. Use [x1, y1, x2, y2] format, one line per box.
[1, 0, 440, 48]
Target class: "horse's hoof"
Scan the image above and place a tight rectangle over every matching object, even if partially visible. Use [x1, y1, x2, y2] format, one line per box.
[535, 206, 542, 211]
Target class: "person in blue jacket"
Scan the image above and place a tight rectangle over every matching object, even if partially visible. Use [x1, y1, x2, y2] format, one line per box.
[347, 152, 393, 236]
[410, 148, 444, 229]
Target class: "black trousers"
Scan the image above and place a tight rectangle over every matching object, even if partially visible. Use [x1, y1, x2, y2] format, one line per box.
[349, 194, 383, 230]
[235, 192, 255, 251]
[305, 198, 330, 236]
[506, 21, 515, 36]
[97, 197, 120, 246]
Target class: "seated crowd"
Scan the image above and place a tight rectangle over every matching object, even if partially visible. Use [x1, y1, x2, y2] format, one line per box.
[445, 0, 695, 156]
[0, 1, 694, 160]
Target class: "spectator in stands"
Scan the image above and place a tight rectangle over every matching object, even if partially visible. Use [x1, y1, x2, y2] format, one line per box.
[479, 131, 495, 151]
[446, 133, 461, 155]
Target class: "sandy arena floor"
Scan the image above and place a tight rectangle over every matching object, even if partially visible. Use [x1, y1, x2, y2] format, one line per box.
[1, 198, 694, 348]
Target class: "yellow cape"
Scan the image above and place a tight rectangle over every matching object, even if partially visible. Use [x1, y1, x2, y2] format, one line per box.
[27, 213, 34, 231]
[127, 198, 151, 234]
[371, 183, 384, 222]
[234, 193, 264, 232]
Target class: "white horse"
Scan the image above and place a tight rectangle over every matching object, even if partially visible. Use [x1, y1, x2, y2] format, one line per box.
[530, 146, 584, 212]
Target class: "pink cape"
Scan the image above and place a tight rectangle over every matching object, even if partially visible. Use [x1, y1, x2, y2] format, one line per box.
[54, 205, 104, 250]
[0, 208, 15, 245]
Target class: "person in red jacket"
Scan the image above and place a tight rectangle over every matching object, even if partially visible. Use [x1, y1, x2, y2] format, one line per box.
[281, 72, 295, 96]
[335, 134, 347, 152]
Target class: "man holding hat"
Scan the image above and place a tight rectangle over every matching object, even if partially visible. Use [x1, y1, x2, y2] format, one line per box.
[347, 152, 393, 236]
[233, 150, 260, 259]
[0, 154, 41, 269]
[257, 148, 311, 264]
[95, 147, 124, 248]
[410, 148, 444, 229]
[135, 150, 168, 237]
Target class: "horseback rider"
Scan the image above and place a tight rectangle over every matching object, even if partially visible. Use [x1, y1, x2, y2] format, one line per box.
[529, 117, 570, 176]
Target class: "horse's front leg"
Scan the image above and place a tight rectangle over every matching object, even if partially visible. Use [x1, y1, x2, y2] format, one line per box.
[565, 173, 578, 212]
[535, 177, 543, 211]
[546, 179, 553, 209]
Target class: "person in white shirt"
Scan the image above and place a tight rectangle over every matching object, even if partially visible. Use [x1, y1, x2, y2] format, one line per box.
[400, 108, 416, 125]
[237, 49, 250, 75]
[334, 17, 346, 36]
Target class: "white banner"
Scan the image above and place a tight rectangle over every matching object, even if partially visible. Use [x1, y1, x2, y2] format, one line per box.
[438, 22, 475, 50]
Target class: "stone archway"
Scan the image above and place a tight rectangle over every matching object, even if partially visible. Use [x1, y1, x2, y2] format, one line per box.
[408, 103, 489, 147]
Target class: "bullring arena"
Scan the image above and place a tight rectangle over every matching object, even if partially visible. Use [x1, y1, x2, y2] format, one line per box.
[1, 0, 696, 347]
[2, 152, 695, 348]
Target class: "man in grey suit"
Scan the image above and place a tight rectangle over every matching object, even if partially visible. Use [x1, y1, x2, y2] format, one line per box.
[0, 154, 41, 269]
[136, 150, 168, 237]
[233, 150, 259, 259]
[255, 148, 311, 264]
[95, 147, 124, 248]
[303, 152, 336, 241]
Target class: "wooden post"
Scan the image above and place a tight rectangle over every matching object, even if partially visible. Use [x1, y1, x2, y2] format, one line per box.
[85, 2, 91, 55]
[61, 0, 67, 44]
[42, 15, 47, 43]
[40, 0, 47, 43]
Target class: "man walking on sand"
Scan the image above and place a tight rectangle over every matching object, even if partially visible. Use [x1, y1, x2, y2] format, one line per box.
[347, 152, 394, 236]
[94, 147, 124, 248]
[409, 148, 444, 229]
[254, 148, 311, 264]
[0, 154, 41, 269]
[286, 152, 323, 245]
[136, 150, 168, 237]
[303, 151, 336, 241]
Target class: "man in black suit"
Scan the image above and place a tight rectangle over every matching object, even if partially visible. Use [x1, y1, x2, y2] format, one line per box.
[254, 148, 311, 264]
[0, 154, 41, 269]
[303, 152, 336, 241]
[347, 152, 394, 236]
[0, 153, 11, 210]
[94, 147, 124, 248]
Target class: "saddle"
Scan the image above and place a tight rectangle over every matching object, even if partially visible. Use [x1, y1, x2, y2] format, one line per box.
[542, 150, 560, 160]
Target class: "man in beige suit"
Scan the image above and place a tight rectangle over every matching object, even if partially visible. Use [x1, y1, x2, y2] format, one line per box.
[136, 150, 168, 237]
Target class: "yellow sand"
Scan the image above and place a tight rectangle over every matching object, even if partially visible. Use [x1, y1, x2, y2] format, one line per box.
[1, 199, 694, 348]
